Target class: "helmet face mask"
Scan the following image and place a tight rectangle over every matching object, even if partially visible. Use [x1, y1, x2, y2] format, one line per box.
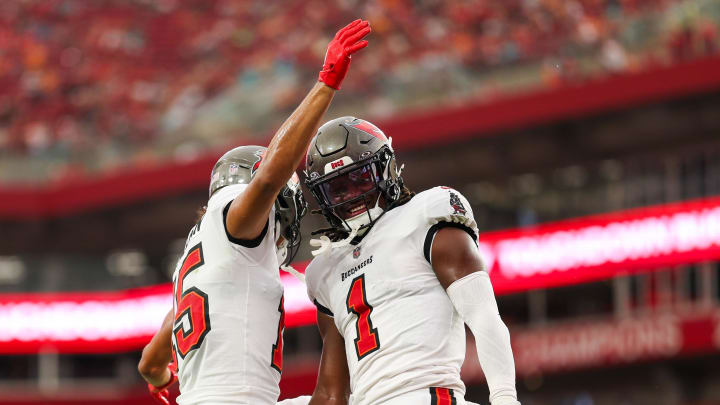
[274, 174, 308, 266]
[305, 117, 405, 236]
[317, 163, 380, 218]
[309, 160, 385, 233]
[209, 145, 307, 266]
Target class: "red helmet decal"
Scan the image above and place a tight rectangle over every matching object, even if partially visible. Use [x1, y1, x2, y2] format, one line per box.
[351, 121, 387, 141]
[252, 150, 267, 174]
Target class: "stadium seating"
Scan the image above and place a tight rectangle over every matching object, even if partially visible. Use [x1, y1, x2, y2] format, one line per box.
[0, 0, 717, 184]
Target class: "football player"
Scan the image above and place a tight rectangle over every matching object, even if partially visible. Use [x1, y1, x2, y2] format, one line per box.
[137, 20, 371, 405]
[303, 117, 520, 405]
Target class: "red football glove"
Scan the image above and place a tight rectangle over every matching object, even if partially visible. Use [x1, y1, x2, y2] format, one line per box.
[318, 19, 371, 90]
[147, 366, 178, 405]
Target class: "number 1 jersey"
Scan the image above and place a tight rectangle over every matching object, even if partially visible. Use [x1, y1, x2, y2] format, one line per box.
[306, 187, 479, 405]
[172, 184, 284, 405]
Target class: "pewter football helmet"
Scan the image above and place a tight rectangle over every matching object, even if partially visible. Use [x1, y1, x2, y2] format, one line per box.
[305, 117, 404, 234]
[210, 145, 307, 265]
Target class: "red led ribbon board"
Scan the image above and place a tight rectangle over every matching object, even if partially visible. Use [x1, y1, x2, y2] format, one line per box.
[0, 284, 172, 354]
[0, 273, 315, 354]
[2, 197, 720, 354]
[480, 196, 720, 295]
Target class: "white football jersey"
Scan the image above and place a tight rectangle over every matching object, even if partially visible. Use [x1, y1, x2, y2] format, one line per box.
[306, 186, 478, 405]
[171, 184, 285, 405]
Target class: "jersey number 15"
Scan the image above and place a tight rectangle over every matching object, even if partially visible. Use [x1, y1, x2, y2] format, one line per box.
[172, 243, 285, 373]
[173, 243, 211, 359]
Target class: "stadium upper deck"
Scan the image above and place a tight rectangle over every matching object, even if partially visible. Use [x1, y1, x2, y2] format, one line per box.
[0, 0, 718, 183]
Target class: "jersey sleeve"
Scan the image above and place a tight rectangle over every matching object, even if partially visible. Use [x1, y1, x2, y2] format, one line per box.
[206, 184, 275, 263]
[419, 186, 479, 265]
[305, 259, 334, 317]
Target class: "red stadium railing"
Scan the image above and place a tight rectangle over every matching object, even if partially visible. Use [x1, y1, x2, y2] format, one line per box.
[2, 56, 720, 220]
[2, 196, 720, 354]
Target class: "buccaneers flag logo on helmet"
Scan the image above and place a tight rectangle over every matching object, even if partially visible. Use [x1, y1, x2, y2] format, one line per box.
[251, 149, 266, 175]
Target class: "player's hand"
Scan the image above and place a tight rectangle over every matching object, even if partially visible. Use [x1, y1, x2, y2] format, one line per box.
[318, 19, 371, 90]
[147, 366, 178, 405]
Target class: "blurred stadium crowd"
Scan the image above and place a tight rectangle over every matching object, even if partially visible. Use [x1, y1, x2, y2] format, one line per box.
[0, 0, 718, 184]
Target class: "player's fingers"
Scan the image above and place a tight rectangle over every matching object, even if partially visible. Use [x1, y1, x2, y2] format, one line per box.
[343, 25, 371, 47]
[345, 40, 369, 55]
[335, 19, 361, 40]
[339, 20, 369, 42]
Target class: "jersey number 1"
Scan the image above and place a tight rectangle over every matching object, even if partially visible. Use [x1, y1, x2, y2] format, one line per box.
[346, 274, 380, 360]
[173, 243, 211, 358]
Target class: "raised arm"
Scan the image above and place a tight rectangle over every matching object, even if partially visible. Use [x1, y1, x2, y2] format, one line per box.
[309, 312, 351, 405]
[431, 228, 520, 405]
[138, 309, 177, 404]
[226, 20, 371, 241]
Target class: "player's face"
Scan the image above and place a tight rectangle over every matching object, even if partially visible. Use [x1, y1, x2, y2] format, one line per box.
[320, 164, 379, 219]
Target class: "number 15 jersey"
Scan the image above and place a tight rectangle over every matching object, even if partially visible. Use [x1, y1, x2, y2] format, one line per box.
[172, 184, 285, 405]
[306, 187, 479, 405]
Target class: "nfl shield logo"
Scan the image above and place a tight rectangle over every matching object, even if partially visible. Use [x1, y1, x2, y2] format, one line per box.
[352, 246, 361, 259]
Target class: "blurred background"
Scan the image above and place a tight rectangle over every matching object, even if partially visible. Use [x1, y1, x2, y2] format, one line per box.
[1, 0, 720, 404]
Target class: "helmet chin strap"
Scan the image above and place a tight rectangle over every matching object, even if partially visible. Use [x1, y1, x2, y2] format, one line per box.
[309, 202, 382, 257]
[309, 228, 357, 257]
[275, 231, 289, 265]
[276, 245, 288, 265]
[280, 263, 305, 283]
[276, 235, 306, 283]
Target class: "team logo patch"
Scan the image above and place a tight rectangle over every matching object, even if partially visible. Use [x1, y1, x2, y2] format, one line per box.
[353, 246, 362, 259]
[330, 158, 345, 170]
[449, 192, 467, 216]
[324, 156, 354, 174]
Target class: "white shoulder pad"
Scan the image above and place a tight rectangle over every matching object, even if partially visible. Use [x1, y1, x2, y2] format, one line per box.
[206, 184, 249, 212]
[421, 186, 478, 234]
[304, 257, 334, 317]
[304, 257, 329, 303]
